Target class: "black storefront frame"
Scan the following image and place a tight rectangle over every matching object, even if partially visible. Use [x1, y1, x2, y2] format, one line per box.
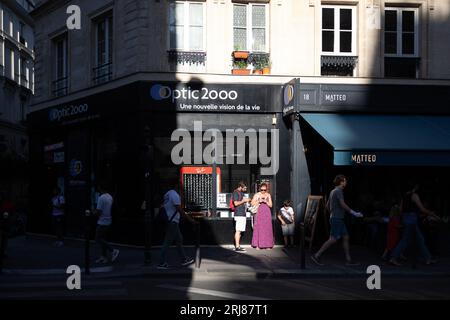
[28, 80, 291, 245]
[284, 79, 450, 250]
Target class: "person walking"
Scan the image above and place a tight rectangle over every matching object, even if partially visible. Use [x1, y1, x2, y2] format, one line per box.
[50, 187, 65, 247]
[251, 183, 274, 250]
[94, 183, 119, 264]
[232, 181, 252, 252]
[311, 175, 363, 266]
[382, 203, 402, 261]
[389, 183, 438, 266]
[157, 180, 197, 269]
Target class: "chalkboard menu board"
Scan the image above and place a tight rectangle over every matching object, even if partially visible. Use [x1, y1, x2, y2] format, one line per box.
[303, 196, 327, 249]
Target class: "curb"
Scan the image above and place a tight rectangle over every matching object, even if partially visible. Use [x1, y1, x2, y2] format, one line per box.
[3, 266, 450, 279]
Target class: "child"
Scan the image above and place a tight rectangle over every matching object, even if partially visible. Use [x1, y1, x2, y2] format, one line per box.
[382, 204, 402, 261]
[277, 200, 295, 248]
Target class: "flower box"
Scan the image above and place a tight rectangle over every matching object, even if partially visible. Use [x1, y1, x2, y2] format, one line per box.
[232, 69, 251, 75]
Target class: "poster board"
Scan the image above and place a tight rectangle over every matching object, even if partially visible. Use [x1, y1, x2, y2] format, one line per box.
[303, 195, 327, 249]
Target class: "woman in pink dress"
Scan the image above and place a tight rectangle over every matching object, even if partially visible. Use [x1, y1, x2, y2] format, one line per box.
[251, 183, 274, 249]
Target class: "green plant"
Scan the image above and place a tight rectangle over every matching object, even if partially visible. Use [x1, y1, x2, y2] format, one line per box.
[249, 53, 270, 70]
[233, 60, 248, 69]
[234, 44, 244, 51]
[262, 58, 271, 68]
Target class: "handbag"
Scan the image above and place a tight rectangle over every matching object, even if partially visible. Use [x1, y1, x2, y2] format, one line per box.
[248, 205, 258, 215]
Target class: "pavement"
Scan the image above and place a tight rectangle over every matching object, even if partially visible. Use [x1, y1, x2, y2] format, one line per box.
[2, 234, 450, 279]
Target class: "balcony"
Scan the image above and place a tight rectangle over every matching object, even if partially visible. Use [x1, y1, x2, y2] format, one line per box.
[93, 62, 112, 85]
[52, 77, 68, 97]
[167, 50, 206, 72]
[168, 50, 206, 65]
[321, 55, 358, 77]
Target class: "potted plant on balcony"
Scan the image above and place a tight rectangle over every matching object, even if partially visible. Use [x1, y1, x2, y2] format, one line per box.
[232, 45, 249, 59]
[232, 60, 250, 75]
[252, 60, 263, 75]
[262, 58, 271, 75]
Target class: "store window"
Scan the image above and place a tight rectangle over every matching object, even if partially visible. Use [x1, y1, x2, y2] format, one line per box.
[384, 7, 419, 78]
[93, 12, 113, 84]
[153, 125, 273, 218]
[233, 3, 268, 52]
[321, 5, 357, 76]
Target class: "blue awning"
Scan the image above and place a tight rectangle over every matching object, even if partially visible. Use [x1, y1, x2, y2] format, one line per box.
[300, 113, 450, 166]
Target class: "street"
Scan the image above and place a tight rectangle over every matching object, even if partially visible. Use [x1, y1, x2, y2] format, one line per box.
[1, 273, 450, 300]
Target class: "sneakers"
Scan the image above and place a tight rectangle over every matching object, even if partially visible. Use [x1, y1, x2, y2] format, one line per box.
[157, 263, 169, 269]
[53, 241, 64, 247]
[95, 256, 108, 263]
[234, 247, 246, 252]
[425, 259, 437, 265]
[181, 257, 195, 266]
[111, 249, 120, 262]
[310, 254, 324, 266]
[389, 258, 403, 266]
[345, 260, 360, 266]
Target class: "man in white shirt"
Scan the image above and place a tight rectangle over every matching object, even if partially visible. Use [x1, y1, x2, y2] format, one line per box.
[51, 187, 65, 247]
[94, 183, 119, 264]
[158, 180, 197, 269]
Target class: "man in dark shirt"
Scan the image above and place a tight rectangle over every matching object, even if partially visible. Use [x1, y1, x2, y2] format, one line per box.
[311, 175, 363, 266]
[233, 181, 251, 252]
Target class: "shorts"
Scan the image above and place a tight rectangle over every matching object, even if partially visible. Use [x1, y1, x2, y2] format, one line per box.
[281, 223, 295, 236]
[234, 216, 247, 232]
[330, 218, 348, 240]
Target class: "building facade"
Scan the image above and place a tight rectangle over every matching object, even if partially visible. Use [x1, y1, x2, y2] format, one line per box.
[0, 0, 34, 210]
[28, 0, 450, 246]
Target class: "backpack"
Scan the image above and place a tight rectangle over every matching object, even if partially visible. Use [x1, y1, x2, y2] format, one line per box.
[229, 191, 242, 212]
[229, 197, 236, 212]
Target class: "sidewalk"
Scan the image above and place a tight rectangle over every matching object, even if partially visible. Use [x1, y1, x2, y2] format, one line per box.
[2, 234, 450, 279]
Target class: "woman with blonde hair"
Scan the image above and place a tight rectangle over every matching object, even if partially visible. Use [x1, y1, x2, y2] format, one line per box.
[251, 183, 274, 250]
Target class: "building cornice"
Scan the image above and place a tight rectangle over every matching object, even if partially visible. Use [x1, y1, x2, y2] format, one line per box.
[31, 0, 73, 18]
[3, 0, 34, 26]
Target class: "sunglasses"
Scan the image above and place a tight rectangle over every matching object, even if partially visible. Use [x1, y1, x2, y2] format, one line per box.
[260, 189, 267, 191]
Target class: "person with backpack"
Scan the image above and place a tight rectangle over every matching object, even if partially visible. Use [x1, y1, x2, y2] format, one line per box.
[157, 179, 197, 269]
[231, 181, 251, 252]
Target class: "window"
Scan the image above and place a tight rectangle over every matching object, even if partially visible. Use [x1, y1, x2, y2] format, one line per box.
[169, 1, 205, 51]
[20, 56, 28, 88]
[5, 47, 12, 79]
[53, 34, 68, 96]
[321, 6, 357, 76]
[19, 22, 26, 45]
[321, 6, 356, 55]
[384, 8, 419, 78]
[93, 13, 113, 84]
[0, 39, 4, 71]
[233, 3, 268, 52]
